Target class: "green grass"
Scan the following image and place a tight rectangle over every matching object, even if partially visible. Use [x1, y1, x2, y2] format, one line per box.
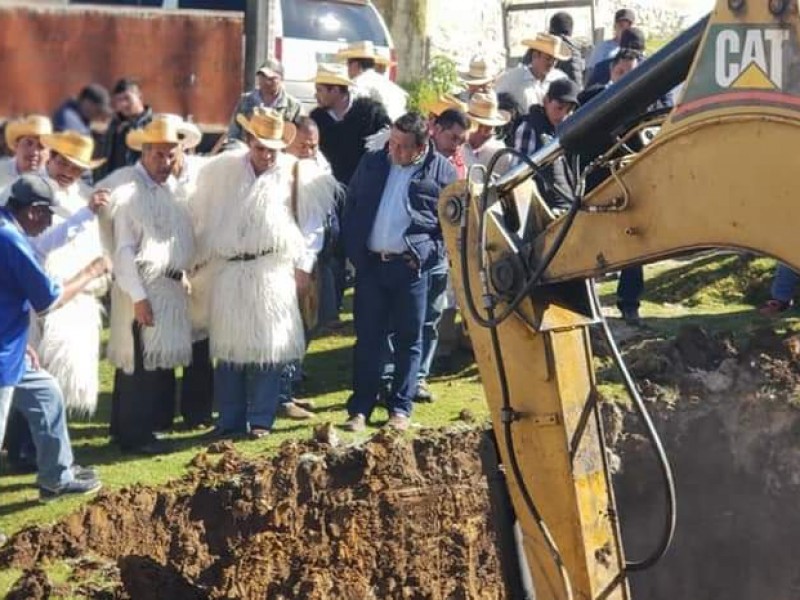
[0, 294, 489, 547]
[2, 252, 797, 595]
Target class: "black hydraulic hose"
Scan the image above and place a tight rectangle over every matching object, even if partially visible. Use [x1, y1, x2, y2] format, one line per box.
[587, 282, 677, 571]
[459, 147, 581, 330]
[487, 300, 575, 600]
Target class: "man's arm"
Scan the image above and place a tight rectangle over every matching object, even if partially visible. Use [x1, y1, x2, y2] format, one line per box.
[226, 95, 248, 141]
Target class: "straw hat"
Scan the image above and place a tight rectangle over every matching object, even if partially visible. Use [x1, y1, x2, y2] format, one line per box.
[313, 63, 354, 87]
[236, 107, 296, 150]
[522, 33, 571, 62]
[459, 56, 495, 86]
[126, 114, 202, 152]
[467, 93, 510, 128]
[41, 131, 106, 170]
[335, 40, 391, 65]
[421, 93, 468, 117]
[5, 115, 53, 151]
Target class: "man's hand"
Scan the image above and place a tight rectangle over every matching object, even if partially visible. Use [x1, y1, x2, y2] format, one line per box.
[25, 345, 41, 370]
[88, 189, 111, 214]
[134, 299, 155, 327]
[295, 269, 311, 296]
[85, 256, 112, 279]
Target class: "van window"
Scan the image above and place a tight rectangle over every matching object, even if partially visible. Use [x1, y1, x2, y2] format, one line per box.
[282, 0, 388, 45]
[71, 0, 245, 9]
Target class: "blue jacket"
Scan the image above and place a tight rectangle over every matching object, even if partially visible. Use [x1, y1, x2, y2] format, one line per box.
[343, 144, 457, 273]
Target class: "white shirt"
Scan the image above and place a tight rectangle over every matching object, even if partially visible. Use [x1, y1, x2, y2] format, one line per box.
[495, 65, 568, 113]
[0, 159, 46, 205]
[463, 137, 512, 177]
[112, 163, 176, 303]
[353, 69, 408, 120]
[368, 162, 418, 254]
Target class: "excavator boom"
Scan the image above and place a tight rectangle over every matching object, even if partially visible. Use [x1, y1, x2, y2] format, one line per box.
[439, 1, 800, 598]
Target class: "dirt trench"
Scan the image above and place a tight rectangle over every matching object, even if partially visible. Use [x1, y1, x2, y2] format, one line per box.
[4, 326, 800, 599]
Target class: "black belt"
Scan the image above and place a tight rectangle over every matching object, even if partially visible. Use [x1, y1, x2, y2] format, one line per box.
[228, 250, 275, 262]
[370, 250, 413, 262]
[164, 269, 184, 282]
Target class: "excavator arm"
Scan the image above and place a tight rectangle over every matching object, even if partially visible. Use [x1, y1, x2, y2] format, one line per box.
[440, 1, 800, 598]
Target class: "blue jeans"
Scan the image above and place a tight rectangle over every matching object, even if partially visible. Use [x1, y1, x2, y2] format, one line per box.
[418, 261, 449, 381]
[771, 264, 800, 303]
[279, 360, 302, 405]
[9, 368, 75, 490]
[617, 266, 644, 312]
[349, 255, 427, 419]
[214, 362, 283, 433]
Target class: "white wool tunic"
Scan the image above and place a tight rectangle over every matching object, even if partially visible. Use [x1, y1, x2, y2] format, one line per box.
[106, 165, 195, 374]
[191, 150, 307, 366]
[28, 179, 107, 416]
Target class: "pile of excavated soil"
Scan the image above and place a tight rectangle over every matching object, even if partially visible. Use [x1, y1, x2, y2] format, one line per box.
[0, 429, 502, 599]
[5, 325, 800, 599]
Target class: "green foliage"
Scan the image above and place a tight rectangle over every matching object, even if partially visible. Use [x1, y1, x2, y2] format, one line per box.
[405, 54, 461, 113]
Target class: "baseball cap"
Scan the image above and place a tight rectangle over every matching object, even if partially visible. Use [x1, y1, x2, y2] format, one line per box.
[257, 59, 284, 78]
[547, 79, 580, 106]
[615, 8, 636, 23]
[7, 173, 58, 210]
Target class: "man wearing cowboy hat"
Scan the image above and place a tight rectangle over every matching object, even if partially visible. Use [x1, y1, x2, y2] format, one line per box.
[31, 131, 111, 418]
[310, 64, 391, 186]
[462, 92, 513, 176]
[458, 56, 496, 98]
[342, 112, 457, 432]
[192, 107, 336, 439]
[336, 41, 407, 120]
[421, 94, 468, 124]
[227, 59, 302, 143]
[0, 115, 52, 191]
[513, 78, 581, 213]
[103, 115, 197, 454]
[495, 32, 569, 113]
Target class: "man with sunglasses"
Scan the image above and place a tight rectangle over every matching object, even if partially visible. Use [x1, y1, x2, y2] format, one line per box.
[0, 174, 109, 501]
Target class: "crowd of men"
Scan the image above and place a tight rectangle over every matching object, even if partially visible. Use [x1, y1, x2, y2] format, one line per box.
[0, 10, 654, 509]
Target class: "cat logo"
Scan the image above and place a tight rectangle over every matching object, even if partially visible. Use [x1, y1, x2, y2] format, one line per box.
[714, 28, 789, 90]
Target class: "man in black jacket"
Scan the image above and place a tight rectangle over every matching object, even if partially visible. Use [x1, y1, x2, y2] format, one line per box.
[549, 12, 585, 88]
[98, 78, 153, 178]
[512, 78, 580, 213]
[309, 64, 391, 186]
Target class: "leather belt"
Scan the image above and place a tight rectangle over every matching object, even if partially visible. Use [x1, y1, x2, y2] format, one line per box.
[164, 269, 184, 282]
[228, 250, 274, 262]
[371, 250, 413, 262]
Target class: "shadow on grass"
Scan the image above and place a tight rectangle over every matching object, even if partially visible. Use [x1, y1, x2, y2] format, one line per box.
[0, 498, 40, 518]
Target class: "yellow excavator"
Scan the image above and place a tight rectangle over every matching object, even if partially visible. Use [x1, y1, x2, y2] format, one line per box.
[440, 0, 800, 597]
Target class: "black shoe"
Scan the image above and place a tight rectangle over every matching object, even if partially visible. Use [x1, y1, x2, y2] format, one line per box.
[39, 477, 102, 503]
[620, 307, 641, 325]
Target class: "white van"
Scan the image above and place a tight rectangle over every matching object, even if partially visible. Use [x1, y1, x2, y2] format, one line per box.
[71, 0, 397, 106]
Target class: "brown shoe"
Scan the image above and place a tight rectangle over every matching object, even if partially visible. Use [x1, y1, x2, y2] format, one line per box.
[278, 402, 314, 420]
[414, 380, 434, 403]
[249, 427, 270, 440]
[386, 414, 410, 431]
[293, 398, 316, 410]
[341, 414, 366, 432]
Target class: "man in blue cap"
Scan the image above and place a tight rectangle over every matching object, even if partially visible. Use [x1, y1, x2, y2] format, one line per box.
[0, 173, 108, 501]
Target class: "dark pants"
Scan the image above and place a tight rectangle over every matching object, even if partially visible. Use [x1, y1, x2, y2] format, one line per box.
[616, 266, 645, 312]
[180, 339, 214, 426]
[348, 255, 427, 420]
[110, 324, 176, 450]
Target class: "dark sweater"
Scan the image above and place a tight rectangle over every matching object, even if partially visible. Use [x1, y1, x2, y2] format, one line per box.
[310, 97, 391, 186]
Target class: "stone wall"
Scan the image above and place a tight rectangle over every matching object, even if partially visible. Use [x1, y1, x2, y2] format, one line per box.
[374, 0, 697, 85]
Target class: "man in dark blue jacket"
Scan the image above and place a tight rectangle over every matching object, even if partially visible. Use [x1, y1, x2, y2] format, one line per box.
[342, 113, 457, 432]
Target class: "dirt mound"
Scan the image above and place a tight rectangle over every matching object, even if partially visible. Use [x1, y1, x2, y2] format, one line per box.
[1, 428, 502, 599]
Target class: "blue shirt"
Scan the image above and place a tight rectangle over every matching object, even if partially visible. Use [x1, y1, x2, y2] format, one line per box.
[0, 209, 62, 386]
[53, 99, 91, 136]
[586, 39, 619, 70]
[367, 162, 418, 253]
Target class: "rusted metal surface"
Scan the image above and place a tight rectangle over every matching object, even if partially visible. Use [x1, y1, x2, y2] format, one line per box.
[0, 5, 243, 131]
